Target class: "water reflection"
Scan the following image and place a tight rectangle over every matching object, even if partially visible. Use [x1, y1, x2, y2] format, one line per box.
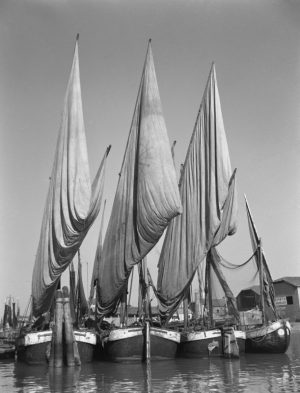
[0, 331, 299, 392]
[48, 366, 81, 392]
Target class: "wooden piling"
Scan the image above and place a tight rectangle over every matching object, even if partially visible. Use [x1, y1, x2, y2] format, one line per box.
[145, 320, 151, 361]
[62, 286, 76, 367]
[223, 327, 239, 358]
[49, 290, 64, 367]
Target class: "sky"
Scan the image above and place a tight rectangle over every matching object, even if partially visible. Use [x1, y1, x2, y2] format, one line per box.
[0, 0, 300, 318]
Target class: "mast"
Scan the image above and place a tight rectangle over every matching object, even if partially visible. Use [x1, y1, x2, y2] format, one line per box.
[258, 238, 265, 325]
[207, 257, 214, 328]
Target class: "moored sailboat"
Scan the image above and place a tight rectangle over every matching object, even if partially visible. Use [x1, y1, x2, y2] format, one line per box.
[243, 197, 291, 353]
[16, 35, 110, 365]
[157, 63, 241, 358]
[95, 40, 182, 362]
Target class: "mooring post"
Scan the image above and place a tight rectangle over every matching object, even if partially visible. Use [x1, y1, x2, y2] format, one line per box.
[49, 289, 64, 367]
[62, 286, 76, 366]
[145, 320, 151, 361]
[223, 326, 239, 359]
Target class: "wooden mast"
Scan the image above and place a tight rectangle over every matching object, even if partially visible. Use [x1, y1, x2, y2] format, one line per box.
[258, 238, 265, 325]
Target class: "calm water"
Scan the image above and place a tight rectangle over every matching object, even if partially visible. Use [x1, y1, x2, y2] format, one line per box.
[1, 330, 300, 393]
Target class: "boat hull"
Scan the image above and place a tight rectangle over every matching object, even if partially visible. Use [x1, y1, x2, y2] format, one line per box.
[245, 320, 291, 353]
[16, 329, 96, 365]
[0, 344, 16, 359]
[179, 329, 222, 357]
[103, 326, 180, 362]
[150, 327, 180, 360]
[104, 327, 144, 362]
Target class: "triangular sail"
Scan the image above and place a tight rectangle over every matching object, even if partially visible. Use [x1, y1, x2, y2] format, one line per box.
[157, 64, 237, 321]
[244, 196, 278, 319]
[97, 40, 182, 318]
[31, 36, 110, 317]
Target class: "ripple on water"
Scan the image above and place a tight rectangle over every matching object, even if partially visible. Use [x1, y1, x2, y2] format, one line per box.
[0, 330, 299, 392]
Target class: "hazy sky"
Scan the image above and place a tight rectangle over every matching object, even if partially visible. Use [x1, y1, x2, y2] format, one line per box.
[1, 0, 300, 317]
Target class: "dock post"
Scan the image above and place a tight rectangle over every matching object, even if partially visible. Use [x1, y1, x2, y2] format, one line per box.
[49, 290, 64, 367]
[62, 286, 77, 366]
[145, 320, 151, 361]
[223, 326, 239, 358]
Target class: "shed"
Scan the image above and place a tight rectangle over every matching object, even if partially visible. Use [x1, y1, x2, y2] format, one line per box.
[273, 277, 300, 322]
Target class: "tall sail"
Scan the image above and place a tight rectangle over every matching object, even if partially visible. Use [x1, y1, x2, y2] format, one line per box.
[97, 40, 182, 318]
[157, 64, 237, 320]
[244, 196, 278, 318]
[32, 36, 110, 317]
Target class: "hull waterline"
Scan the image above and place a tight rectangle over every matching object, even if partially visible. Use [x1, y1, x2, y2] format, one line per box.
[103, 326, 180, 362]
[16, 329, 96, 365]
[179, 329, 222, 358]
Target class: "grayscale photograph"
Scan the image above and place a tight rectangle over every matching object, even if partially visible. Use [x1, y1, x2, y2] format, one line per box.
[0, 1, 299, 392]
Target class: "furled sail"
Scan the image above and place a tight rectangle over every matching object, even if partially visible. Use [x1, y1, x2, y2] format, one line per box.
[75, 253, 89, 323]
[244, 196, 278, 319]
[32, 36, 110, 317]
[207, 248, 240, 323]
[157, 64, 237, 320]
[89, 200, 106, 304]
[97, 40, 182, 318]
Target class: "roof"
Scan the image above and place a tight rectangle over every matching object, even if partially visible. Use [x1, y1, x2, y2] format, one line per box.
[273, 277, 300, 288]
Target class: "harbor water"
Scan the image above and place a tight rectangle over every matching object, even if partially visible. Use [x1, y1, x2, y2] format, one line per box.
[1, 328, 299, 393]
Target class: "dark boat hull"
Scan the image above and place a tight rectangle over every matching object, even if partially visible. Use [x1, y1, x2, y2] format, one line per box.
[16, 329, 96, 365]
[16, 330, 52, 365]
[0, 344, 16, 359]
[179, 329, 223, 357]
[245, 320, 291, 353]
[104, 326, 180, 362]
[104, 327, 144, 362]
[150, 327, 180, 360]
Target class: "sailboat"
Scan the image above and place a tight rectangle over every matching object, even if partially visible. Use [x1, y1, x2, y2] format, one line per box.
[95, 40, 182, 362]
[157, 63, 242, 358]
[243, 197, 291, 353]
[16, 35, 110, 365]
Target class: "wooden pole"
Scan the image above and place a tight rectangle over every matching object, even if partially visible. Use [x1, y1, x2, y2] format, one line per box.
[183, 297, 189, 330]
[145, 320, 151, 361]
[49, 290, 64, 367]
[62, 286, 76, 367]
[205, 253, 214, 328]
[258, 238, 265, 325]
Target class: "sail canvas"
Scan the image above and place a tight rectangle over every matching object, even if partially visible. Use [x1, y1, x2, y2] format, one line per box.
[32, 37, 109, 317]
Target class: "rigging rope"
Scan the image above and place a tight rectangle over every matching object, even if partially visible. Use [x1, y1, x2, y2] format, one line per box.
[215, 249, 258, 270]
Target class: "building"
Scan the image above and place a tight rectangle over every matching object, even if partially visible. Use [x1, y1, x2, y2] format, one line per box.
[236, 277, 300, 322]
[236, 285, 261, 312]
[273, 277, 300, 322]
